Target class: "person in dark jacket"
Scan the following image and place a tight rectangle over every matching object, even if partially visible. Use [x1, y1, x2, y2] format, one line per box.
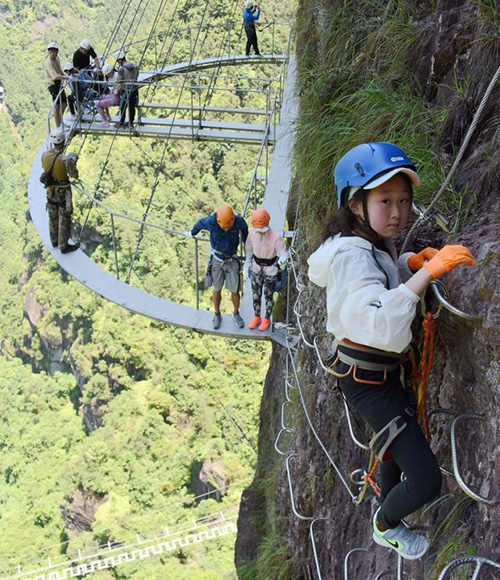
[189, 206, 248, 329]
[115, 50, 140, 129]
[243, 0, 261, 56]
[73, 39, 99, 76]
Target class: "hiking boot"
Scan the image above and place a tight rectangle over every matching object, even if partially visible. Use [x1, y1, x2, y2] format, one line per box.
[372, 510, 429, 560]
[233, 312, 244, 328]
[212, 313, 222, 330]
[61, 243, 80, 254]
[258, 317, 271, 331]
[249, 316, 261, 329]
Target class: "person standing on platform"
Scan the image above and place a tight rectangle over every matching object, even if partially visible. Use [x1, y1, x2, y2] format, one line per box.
[45, 42, 69, 128]
[73, 39, 99, 81]
[243, 0, 261, 56]
[115, 50, 140, 129]
[245, 208, 288, 331]
[41, 129, 80, 254]
[188, 206, 248, 330]
[62, 62, 87, 118]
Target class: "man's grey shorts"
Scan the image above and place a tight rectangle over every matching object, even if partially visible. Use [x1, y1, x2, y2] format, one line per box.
[211, 256, 241, 293]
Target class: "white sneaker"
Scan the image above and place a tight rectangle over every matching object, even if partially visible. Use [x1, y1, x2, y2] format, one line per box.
[372, 509, 429, 560]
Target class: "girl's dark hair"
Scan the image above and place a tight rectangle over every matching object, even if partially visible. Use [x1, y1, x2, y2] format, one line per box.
[322, 190, 372, 242]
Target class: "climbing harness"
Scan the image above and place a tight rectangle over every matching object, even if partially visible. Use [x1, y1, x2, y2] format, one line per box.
[369, 407, 415, 462]
[326, 339, 407, 385]
[252, 254, 277, 266]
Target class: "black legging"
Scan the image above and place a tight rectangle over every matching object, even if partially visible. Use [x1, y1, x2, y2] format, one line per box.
[245, 23, 260, 56]
[119, 87, 139, 125]
[337, 362, 442, 529]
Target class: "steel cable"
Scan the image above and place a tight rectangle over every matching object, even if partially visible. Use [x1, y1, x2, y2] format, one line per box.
[124, 0, 216, 282]
[402, 61, 500, 251]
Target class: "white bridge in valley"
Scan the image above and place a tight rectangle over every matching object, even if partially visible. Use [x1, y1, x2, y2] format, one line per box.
[3, 508, 237, 579]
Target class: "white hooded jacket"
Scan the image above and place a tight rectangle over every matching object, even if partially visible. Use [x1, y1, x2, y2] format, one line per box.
[307, 235, 419, 353]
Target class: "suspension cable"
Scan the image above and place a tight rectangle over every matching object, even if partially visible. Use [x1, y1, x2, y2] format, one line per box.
[124, 0, 215, 283]
[402, 61, 500, 251]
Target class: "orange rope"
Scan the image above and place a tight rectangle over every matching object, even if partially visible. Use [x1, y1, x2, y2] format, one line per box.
[416, 312, 437, 441]
[364, 457, 381, 498]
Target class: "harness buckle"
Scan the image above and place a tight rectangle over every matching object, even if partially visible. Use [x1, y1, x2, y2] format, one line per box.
[352, 365, 388, 386]
[326, 356, 353, 378]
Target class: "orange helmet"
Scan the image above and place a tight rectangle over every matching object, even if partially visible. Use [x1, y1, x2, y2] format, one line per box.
[216, 205, 235, 229]
[251, 208, 270, 228]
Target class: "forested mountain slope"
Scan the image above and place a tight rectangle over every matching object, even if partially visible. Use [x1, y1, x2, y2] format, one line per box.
[236, 0, 500, 578]
[0, 0, 289, 577]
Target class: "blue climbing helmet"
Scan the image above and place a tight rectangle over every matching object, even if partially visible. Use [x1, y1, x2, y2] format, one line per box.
[334, 142, 420, 208]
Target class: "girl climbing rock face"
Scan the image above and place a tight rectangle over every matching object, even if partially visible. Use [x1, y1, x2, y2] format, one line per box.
[307, 142, 475, 560]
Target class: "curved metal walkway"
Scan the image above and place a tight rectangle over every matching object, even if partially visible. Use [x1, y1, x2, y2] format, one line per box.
[28, 56, 298, 344]
[138, 54, 285, 83]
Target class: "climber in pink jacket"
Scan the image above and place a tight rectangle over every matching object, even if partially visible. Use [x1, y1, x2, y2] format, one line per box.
[245, 208, 288, 331]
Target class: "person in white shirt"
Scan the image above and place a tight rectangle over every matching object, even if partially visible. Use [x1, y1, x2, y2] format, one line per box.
[308, 142, 475, 561]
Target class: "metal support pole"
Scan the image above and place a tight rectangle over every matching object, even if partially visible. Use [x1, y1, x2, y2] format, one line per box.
[195, 237, 200, 310]
[110, 213, 120, 279]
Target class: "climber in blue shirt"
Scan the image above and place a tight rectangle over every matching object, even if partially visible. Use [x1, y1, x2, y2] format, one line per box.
[243, 0, 261, 56]
[188, 206, 248, 330]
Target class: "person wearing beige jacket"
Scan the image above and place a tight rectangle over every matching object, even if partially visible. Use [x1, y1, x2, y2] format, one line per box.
[45, 42, 69, 127]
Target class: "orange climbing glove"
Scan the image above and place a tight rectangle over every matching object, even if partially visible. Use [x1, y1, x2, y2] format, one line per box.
[408, 247, 439, 272]
[423, 245, 475, 280]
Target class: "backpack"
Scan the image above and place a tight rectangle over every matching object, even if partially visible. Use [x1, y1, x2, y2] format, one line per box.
[40, 152, 62, 188]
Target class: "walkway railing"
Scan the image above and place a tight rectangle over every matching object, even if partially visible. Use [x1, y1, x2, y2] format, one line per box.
[0, 483, 242, 577]
[4, 508, 238, 579]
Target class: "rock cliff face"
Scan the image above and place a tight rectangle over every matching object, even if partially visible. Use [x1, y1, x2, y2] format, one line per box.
[236, 1, 500, 577]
